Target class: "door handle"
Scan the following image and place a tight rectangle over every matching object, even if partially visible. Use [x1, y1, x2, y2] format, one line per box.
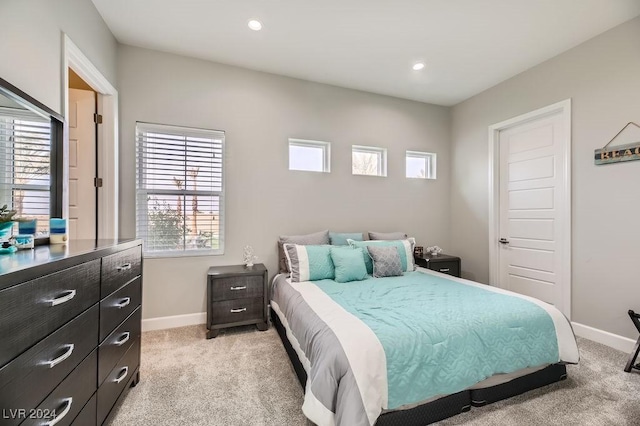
[498, 238, 510, 245]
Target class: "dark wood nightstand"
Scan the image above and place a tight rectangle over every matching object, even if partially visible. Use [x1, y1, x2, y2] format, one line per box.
[415, 253, 461, 278]
[206, 264, 268, 338]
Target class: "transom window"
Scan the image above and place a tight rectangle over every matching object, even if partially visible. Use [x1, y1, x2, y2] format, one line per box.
[352, 145, 387, 177]
[406, 151, 436, 179]
[289, 139, 331, 173]
[136, 122, 224, 256]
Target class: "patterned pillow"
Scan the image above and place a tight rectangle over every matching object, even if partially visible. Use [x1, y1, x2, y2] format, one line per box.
[283, 244, 335, 282]
[367, 246, 403, 278]
[368, 231, 408, 241]
[278, 230, 330, 273]
[347, 239, 415, 274]
[330, 246, 368, 283]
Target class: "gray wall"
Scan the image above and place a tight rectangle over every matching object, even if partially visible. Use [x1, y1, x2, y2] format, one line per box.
[0, 0, 117, 114]
[450, 17, 640, 339]
[117, 45, 451, 319]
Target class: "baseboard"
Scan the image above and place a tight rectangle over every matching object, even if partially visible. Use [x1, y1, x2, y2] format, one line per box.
[571, 322, 636, 353]
[142, 312, 206, 332]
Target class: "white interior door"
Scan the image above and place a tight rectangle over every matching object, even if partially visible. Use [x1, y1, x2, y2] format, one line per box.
[497, 106, 570, 315]
[68, 88, 96, 240]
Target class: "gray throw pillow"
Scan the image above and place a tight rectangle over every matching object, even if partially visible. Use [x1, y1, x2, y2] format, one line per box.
[278, 230, 330, 273]
[368, 231, 408, 241]
[367, 246, 404, 278]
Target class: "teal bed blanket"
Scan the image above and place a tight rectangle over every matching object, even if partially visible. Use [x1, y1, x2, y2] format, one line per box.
[313, 271, 560, 409]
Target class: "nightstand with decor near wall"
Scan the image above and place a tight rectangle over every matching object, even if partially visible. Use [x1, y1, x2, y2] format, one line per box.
[206, 264, 268, 339]
[415, 253, 461, 278]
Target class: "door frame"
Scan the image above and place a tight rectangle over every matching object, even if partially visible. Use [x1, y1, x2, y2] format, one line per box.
[487, 99, 572, 318]
[62, 34, 119, 239]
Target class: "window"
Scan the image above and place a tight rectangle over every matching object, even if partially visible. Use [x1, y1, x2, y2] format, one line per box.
[136, 122, 224, 256]
[289, 139, 330, 172]
[406, 151, 436, 179]
[352, 145, 387, 177]
[0, 107, 51, 235]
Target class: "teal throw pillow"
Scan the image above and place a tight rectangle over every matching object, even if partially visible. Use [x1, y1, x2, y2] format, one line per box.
[329, 232, 364, 246]
[283, 244, 335, 282]
[330, 246, 368, 283]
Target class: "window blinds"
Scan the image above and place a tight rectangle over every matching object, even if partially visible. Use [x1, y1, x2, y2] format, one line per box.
[135, 122, 224, 255]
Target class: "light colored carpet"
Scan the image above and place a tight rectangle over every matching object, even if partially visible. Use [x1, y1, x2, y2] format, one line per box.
[110, 325, 640, 426]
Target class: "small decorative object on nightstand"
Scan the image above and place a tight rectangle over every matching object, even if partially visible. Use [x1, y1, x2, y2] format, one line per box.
[415, 252, 461, 278]
[206, 264, 268, 339]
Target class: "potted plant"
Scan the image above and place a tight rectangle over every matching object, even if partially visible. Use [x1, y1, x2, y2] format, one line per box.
[0, 204, 18, 240]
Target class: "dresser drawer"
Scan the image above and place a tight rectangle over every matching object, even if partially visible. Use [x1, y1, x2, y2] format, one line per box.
[0, 305, 98, 425]
[19, 349, 97, 426]
[101, 246, 142, 298]
[210, 275, 264, 302]
[430, 261, 460, 277]
[210, 297, 264, 326]
[99, 307, 141, 386]
[0, 260, 100, 367]
[71, 393, 96, 426]
[100, 277, 142, 342]
[97, 340, 140, 425]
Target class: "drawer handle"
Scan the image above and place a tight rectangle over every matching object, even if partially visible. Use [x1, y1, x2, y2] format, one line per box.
[439, 268, 450, 272]
[48, 290, 76, 307]
[45, 344, 74, 369]
[42, 397, 72, 426]
[117, 263, 132, 271]
[230, 286, 247, 291]
[115, 332, 130, 346]
[114, 366, 129, 384]
[230, 308, 247, 313]
[116, 297, 131, 309]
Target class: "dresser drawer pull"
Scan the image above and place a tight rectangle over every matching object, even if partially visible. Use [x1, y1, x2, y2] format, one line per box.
[43, 397, 72, 426]
[115, 332, 131, 346]
[48, 290, 76, 307]
[439, 268, 450, 272]
[230, 286, 247, 291]
[114, 366, 129, 384]
[116, 297, 131, 309]
[117, 263, 132, 272]
[45, 344, 74, 369]
[230, 308, 247, 313]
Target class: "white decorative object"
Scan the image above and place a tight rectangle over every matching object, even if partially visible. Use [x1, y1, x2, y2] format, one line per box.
[426, 245, 443, 256]
[243, 245, 258, 267]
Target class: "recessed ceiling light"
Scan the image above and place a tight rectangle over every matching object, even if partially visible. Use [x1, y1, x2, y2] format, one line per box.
[248, 20, 263, 31]
[412, 62, 425, 71]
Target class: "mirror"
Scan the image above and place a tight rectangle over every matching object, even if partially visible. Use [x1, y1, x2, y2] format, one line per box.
[0, 78, 63, 237]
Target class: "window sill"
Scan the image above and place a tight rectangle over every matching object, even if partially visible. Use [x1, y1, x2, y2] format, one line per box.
[143, 249, 224, 259]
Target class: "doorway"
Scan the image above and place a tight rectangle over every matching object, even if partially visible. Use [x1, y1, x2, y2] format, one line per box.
[488, 100, 572, 318]
[68, 69, 97, 239]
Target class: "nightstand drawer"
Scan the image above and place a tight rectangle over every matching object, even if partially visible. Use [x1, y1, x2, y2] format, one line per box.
[431, 261, 460, 277]
[210, 275, 263, 301]
[211, 297, 263, 325]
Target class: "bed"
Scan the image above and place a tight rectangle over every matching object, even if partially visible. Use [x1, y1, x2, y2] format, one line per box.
[270, 260, 579, 426]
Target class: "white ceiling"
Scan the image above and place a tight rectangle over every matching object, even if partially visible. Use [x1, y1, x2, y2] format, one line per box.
[92, 0, 640, 106]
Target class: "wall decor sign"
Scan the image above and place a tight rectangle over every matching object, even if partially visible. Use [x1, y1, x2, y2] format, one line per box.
[594, 122, 640, 165]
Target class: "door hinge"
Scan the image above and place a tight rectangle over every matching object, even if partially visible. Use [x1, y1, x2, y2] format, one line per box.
[94, 177, 103, 188]
[93, 113, 103, 124]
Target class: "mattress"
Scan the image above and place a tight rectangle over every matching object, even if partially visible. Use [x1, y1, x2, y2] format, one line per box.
[271, 268, 579, 426]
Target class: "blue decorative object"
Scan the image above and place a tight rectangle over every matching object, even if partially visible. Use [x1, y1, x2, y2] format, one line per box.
[18, 219, 37, 235]
[49, 218, 68, 244]
[0, 222, 13, 241]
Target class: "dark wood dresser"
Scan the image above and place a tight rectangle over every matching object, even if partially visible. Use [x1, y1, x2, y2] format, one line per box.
[414, 253, 461, 278]
[0, 239, 142, 425]
[206, 264, 268, 338]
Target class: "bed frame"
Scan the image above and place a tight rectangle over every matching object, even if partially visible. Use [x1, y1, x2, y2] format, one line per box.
[271, 307, 567, 425]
